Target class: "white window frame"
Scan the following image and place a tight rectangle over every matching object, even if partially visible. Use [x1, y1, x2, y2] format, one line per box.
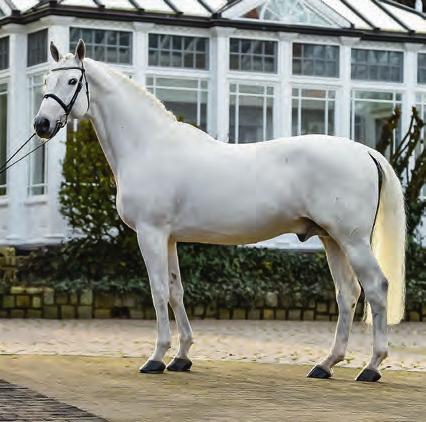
[350, 47, 405, 83]
[229, 37, 278, 74]
[70, 26, 133, 66]
[292, 42, 340, 78]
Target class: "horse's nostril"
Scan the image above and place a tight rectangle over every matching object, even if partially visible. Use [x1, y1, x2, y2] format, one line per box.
[34, 117, 50, 134]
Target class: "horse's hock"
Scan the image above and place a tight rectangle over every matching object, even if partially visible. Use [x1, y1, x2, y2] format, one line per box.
[0, 283, 425, 321]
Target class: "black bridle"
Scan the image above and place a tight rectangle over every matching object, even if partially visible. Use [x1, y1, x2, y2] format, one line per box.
[0, 61, 90, 176]
[43, 61, 90, 138]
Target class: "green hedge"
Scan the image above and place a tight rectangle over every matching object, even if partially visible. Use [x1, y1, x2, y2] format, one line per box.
[18, 238, 426, 310]
[20, 239, 334, 308]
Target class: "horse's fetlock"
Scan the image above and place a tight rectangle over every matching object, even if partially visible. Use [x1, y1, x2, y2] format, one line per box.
[158, 340, 172, 350]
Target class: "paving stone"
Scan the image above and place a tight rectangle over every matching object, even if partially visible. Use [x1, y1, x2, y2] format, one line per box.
[80, 289, 93, 305]
[10, 286, 25, 294]
[10, 309, 25, 318]
[43, 306, 59, 319]
[43, 288, 55, 305]
[0, 379, 105, 421]
[219, 308, 230, 320]
[95, 309, 111, 319]
[32, 296, 42, 308]
[303, 310, 315, 321]
[247, 309, 261, 320]
[129, 309, 143, 319]
[78, 306, 93, 319]
[26, 287, 43, 295]
[275, 309, 287, 320]
[16, 295, 30, 308]
[263, 309, 275, 320]
[61, 305, 76, 319]
[69, 292, 79, 305]
[3, 295, 14, 308]
[232, 308, 247, 320]
[288, 309, 302, 320]
[56, 293, 69, 305]
[27, 309, 42, 318]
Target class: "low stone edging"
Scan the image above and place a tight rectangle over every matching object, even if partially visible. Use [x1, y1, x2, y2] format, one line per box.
[0, 286, 423, 321]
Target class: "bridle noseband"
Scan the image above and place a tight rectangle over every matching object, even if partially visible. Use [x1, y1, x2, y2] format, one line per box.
[43, 61, 90, 138]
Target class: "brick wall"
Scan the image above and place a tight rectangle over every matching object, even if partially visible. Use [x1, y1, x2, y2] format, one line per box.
[0, 285, 423, 321]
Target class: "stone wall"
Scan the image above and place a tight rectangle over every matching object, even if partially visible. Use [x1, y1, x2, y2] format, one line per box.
[0, 285, 423, 321]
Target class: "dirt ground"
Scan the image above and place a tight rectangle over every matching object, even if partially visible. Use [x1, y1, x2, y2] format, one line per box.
[2, 319, 426, 371]
[0, 354, 425, 422]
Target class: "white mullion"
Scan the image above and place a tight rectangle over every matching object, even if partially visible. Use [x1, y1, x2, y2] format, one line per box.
[263, 87, 267, 141]
[325, 90, 329, 135]
[298, 89, 302, 136]
[235, 84, 240, 144]
[197, 79, 201, 127]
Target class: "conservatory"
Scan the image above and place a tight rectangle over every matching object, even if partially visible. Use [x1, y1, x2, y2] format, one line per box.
[0, 0, 424, 249]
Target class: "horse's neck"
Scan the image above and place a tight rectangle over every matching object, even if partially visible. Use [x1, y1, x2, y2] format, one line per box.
[83, 59, 175, 177]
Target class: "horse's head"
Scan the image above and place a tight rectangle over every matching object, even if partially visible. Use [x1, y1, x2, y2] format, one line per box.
[34, 39, 89, 139]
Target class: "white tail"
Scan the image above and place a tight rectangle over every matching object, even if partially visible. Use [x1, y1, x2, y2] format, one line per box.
[365, 151, 406, 325]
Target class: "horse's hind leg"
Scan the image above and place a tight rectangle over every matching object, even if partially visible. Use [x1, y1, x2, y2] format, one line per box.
[341, 238, 389, 382]
[166, 240, 194, 372]
[308, 237, 361, 379]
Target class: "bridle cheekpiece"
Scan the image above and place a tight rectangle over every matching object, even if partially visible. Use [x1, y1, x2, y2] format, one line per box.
[43, 60, 90, 138]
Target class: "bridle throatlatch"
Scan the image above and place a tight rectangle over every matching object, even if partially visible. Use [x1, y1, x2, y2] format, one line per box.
[0, 61, 90, 176]
[43, 61, 90, 138]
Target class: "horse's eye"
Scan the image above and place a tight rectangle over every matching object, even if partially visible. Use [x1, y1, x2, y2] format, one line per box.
[68, 78, 78, 85]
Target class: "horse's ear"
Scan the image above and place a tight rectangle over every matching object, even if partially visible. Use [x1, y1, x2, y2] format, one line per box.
[75, 39, 85, 61]
[50, 41, 61, 62]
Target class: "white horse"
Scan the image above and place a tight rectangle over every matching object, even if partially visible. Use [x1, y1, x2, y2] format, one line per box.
[34, 40, 406, 382]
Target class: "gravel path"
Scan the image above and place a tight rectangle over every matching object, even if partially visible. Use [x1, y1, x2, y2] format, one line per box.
[1, 319, 426, 371]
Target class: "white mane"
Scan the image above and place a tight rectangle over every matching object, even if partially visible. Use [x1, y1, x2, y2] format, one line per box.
[92, 58, 177, 123]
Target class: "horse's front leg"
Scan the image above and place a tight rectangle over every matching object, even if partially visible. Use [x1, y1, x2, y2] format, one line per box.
[166, 240, 194, 372]
[137, 226, 171, 374]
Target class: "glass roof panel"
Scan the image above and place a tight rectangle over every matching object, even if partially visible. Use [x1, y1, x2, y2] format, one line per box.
[321, 0, 371, 29]
[350, 0, 406, 31]
[174, 0, 211, 16]
[382, 3, 425, 33]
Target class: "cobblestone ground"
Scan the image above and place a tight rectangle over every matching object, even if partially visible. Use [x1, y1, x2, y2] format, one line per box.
[1, 319, 426, 371]
[0, 355, 425, 422]
[0, 379, 105, 421]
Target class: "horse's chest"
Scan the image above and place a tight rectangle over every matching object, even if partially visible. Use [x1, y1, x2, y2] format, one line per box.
[115, 180, 173, 230]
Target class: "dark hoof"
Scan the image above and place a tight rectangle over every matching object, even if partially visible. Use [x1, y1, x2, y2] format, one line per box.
[355, 368, 381, 382]
[307, 365, 332, 379]
[167, 358, 192, 372]
[139, 360, 166, 374]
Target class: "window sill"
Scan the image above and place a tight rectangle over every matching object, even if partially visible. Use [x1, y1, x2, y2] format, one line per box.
[24, 195, 48, 205]
[0, 197, 9, 207]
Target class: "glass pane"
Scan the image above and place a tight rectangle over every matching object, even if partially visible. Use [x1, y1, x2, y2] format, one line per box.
[239, 85, 264, 95]
[292, 98, 298, 136]
[352, 95, 401, 149]
[301, 99, 326, 135]
[238, 94, 264, 143]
